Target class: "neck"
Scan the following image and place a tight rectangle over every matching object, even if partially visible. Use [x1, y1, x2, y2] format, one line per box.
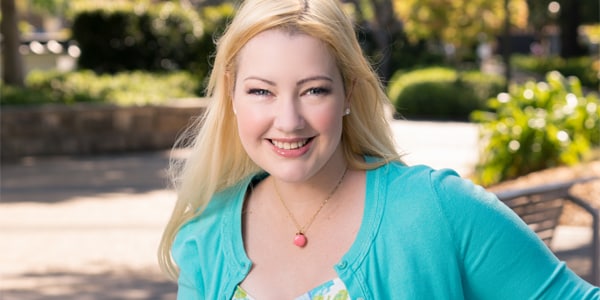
[271, 162, 348, 210]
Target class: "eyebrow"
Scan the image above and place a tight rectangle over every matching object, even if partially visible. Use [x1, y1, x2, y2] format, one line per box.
[298, 76, 333, 85]
[243, 76, 276, 86]
[243, 75, 333, 86]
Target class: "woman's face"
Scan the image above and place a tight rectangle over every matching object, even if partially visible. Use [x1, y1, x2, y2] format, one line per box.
[232, 29, 348, 183]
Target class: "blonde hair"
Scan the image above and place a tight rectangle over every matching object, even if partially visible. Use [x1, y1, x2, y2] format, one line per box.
[158, 0, 403, 280]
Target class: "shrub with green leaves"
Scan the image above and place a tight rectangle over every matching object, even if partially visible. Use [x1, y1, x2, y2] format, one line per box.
[0, 85, 56, 106]
[512, 54, 599, 90]
[1, 70, 202, 106]
[387, 67, 505, 121]
[471, 71, 600, 186]
[71, 3, 233, 77]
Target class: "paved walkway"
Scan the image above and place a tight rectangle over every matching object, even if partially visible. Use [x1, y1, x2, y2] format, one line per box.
[0, 120, 595, 299]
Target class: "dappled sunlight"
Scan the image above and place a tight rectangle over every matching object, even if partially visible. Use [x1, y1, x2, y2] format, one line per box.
[0, 190, 175, 271]
[1, 151, 173, 203]
[0, 190, 177, 299]
[3, 269, 176, 300]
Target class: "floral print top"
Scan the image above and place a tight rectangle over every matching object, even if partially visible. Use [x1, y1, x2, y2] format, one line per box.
[233, 277, 350, 300]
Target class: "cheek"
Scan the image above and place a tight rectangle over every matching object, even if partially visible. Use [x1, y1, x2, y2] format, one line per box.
[326, 118, 344, 141]
[234, 103, 269, 142]
[308, 106, 344, 136]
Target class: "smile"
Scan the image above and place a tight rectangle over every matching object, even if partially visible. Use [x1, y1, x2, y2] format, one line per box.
[270, 138, 312, 150]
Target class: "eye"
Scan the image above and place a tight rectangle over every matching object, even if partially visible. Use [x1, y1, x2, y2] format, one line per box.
[247, 88, 271, 96]
[304, 87, 331, 96]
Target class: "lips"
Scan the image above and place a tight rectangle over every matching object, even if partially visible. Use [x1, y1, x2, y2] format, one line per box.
[268, 137, 314, 157]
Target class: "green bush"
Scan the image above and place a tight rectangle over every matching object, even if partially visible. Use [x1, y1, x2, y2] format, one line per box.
[387, 67, 505, 121]
[1, 70, 202, 106]
[0, 85, 57, 106]
[471, 71, 600, 186]
[512, 54, 599, 90]
[71, 3, 233, 78]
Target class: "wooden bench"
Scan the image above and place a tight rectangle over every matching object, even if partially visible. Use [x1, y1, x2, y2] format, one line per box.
[494, 177, 600, 285]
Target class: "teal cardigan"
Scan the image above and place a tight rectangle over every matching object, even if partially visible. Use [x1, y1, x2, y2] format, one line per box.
[172, 161, 599, 299]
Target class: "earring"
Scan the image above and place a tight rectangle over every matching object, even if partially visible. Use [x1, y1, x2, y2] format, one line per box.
[233, 108, 237, 115]
[344, 108, 351, 116]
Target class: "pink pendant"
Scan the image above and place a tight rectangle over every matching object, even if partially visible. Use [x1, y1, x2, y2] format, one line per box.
[293, 233, 307, 247]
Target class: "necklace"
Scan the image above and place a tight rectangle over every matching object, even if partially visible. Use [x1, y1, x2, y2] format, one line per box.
[273, 167, 348, 248]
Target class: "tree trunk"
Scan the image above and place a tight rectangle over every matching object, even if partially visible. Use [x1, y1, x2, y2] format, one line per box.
[345, 0, 365, 24]
[369, 0, 401, 84]
[559, 0, 586, 57]
[1, 0, 25, 87]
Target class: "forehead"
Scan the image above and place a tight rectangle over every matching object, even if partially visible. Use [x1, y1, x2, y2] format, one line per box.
[235, 29, 340, 79]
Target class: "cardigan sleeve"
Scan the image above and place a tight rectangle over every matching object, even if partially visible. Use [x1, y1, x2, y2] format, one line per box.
[430, 169, 599, 299]
[172, 222, 204, 299]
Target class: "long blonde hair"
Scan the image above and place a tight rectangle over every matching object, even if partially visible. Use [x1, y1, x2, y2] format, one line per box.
[158, 0, 402, 280]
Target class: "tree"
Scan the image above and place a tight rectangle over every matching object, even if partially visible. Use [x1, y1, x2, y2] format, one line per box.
[525, 0, 598, 58]
[345, 0, 403, 82]
[395, 0, 528, 63]
[558, 0, 586, 57]
[369, 0, 403, 82]
[1, 0, 25, 87]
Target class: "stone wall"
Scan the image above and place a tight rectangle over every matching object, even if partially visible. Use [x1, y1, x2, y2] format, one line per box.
[1, 99, 208, 160]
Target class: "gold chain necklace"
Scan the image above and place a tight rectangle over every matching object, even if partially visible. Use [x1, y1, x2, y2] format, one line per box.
[273, 167, 348, 248]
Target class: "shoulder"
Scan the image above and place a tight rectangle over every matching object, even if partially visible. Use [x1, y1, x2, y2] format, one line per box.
[371, 161, 459, 196]
[372, 162, 511, 233]
[171, 176, 254, 294]
[177, 179, 246, 234]
[376, 161, 495, 206]
[374, 162, 531, 252]
[172, 176, 252, 266]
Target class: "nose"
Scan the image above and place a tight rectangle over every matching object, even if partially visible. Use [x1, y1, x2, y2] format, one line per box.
[273, 96, 305, 132]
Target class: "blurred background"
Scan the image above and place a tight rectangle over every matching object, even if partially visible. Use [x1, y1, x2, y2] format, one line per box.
[1, 0, 599, 299]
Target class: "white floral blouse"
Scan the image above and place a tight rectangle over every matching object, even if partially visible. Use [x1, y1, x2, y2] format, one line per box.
[232, 277, 350, 300]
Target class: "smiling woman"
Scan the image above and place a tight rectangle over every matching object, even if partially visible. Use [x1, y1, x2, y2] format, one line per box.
[157, 0, 600, 299]
[232, 29, 348, 183]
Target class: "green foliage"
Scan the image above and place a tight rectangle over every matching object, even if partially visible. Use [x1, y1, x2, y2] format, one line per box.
[0, 85, 56, 106]
[512, 54, 599, 90]
[471, 71, 600, 186]
[30, 0, 69, 15]
[191, 4, 234, 82]
[394, 0, 528, 61]
[1, 70, 201, 106]
[387, 67, 505, 121]
[71, 3, 233, 78]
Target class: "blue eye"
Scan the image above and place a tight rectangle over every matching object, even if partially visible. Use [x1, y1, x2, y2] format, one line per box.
[248, 88, 271, 96]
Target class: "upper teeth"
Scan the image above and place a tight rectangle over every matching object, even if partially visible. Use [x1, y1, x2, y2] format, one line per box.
[272, 139, 308, 150]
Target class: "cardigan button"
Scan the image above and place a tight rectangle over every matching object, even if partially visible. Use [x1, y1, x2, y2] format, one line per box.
[338, 261, 348, 269]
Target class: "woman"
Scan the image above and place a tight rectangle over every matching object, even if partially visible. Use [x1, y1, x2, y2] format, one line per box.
[158, 0, 599, 299]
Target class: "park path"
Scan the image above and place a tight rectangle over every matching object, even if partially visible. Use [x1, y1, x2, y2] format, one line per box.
[0, 120, 595, 299]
